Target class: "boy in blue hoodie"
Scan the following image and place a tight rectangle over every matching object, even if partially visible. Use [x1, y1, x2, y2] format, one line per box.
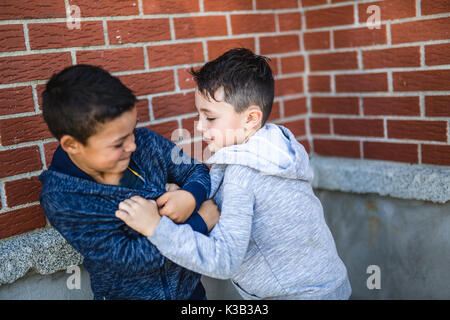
[116, 49, 352, 299]
[39, 64, 216, 299]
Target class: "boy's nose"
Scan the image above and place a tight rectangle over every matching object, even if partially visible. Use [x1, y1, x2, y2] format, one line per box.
[124, 138, 136, 153]
[196, 119, 204, 133]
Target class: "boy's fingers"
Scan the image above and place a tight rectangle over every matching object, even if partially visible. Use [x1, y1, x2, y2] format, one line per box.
[119, 199, 136, 212]
[156, 192, 169, 207]
[115, 209, 129, 221]
[130, 196, 145, 204]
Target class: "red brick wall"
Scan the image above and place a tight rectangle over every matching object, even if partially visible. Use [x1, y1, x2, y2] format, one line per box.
[0, 0, 449, 240]
[304, 0, 450, 166]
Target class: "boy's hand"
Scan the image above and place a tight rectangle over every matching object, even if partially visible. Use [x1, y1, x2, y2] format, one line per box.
[115, 196, 161, 237]
[156, 190, 196, 223]
[165, 183, 181, 192]
[198, 199, 221, 232]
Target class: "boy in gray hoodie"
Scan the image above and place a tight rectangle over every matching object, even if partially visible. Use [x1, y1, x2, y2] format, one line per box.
[116, 48, 352, 300]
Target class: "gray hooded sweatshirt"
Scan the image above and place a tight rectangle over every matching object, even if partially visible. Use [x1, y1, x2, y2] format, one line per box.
[149, 123, 351, 299]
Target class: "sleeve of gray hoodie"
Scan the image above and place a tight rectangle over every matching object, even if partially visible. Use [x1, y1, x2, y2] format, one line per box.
[148, 182, 254, 279]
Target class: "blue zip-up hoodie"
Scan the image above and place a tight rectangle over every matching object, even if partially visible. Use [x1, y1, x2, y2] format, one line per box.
[148, 124, 351, 299]
[39, 128, 211, 300]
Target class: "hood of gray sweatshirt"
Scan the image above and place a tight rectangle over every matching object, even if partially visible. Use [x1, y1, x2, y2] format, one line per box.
[205, 123, 313, 181]
[149, 123, 351, 299]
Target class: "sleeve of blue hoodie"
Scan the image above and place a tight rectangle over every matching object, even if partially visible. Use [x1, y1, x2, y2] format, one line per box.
[148, 181, 254, 279]
[150, 130, 210, 234]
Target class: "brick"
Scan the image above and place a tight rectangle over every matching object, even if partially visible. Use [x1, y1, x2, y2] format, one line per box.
[108, 19, 171, 44]
[421, 0, 450, 15]
[284, 97, 307, 117]
[313, 139, 361, 158]
[29, 21, 104, 50]
[309, 117, 331, 134]
[0, 205, 46, 239]
[174, 16, 228, 39]
[334, 118, 384, 137]
[0, 25, 25, 52]
[336, 73, 388, 92]
[309, 52, 358, 71]
[278, 12, 302, 31]
[153, 92, 196, 119]
[5, 176, 41, 207]
[0, 115, 52, 146]
[303, 31, 330, 50]
[135, 99, 150, 123]
[256, 0, 298, 9]
[274, 76, 303, 96]
[44, 141, 60, 168]
[268, 101, 281, 122]
[302, 0, 327, 6]
[148, 42, 204, 68]
[0, 86, 34, 116]
[231, 14, 276, 35]
[267, 57, 279, 76]
[207, 38, 255, 60]
[393, 70, 450, 91]
[146, 120, 179, 141]
[143, 0, 199, 14]
[305, 5, 354, 29]
[281, 55, 305, 74]
[364, 141, 418, 163]
[299, 139, 311, 154]
[425, 96, 450, 117]
[391, 18, 450, 44]
[0, 1, 66, 20]
[0, 53, 72, 85]
[280, 119, 306, 137]
[425, 43, 450, 66]
[422, 145, 450, 166]
[363, 97, 420, 116]
[204, 0, 253, 11]
[178, 68, 197, 90]
[259, 35, 300, 55]
[363, 47, 421, 69]
[69, 0, 139, 17]
[334, 25, 387, 48]
[308, 75, 331, 92]
[358, 0, 416, 22]
[119, 71, 174, 96]
[387, 120, 447, 142]
[0, 146, 42, 179]
[311, 97, 359, 115]
[77, 47, 145, 73]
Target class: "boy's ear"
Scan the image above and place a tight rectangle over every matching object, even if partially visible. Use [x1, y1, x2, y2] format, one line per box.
[244, 105, 263, 130]
[60, 135, 82, 154]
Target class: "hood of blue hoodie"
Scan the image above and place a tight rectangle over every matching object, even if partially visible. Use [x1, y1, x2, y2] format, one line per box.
[205, 123, 313, 182]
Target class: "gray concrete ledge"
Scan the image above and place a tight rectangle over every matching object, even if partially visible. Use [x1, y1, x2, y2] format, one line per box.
[310, 156, 450, 204]
[0, 227, 82, 286]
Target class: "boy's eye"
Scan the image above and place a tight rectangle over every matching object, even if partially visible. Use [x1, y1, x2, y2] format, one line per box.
[114, 143, 123, 149]
[206, 117, 216, 121]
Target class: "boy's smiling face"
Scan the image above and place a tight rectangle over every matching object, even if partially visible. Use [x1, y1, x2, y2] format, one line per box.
[62, 106, 137, 183]
[195, 87, 249, 153]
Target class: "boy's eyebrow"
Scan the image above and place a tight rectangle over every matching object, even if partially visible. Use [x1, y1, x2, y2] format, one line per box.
[199, 107, 214, 113]
[112, 120, 138, 143]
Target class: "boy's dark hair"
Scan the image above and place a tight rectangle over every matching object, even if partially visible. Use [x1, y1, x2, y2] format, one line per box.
[42, 64, 137, 145]
[190, 48, 274, 125]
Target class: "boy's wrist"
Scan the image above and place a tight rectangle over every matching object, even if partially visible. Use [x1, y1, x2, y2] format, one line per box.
[143, 214, 162, 237]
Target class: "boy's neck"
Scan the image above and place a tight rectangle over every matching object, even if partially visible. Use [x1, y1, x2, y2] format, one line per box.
[68, 153, 125, 186]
